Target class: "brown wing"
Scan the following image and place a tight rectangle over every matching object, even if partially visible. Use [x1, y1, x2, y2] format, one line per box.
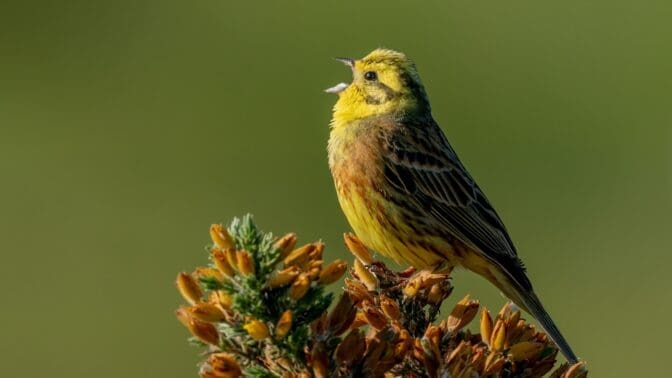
[381, 118, 530, 288]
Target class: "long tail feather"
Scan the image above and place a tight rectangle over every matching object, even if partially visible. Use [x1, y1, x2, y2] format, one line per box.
[507, 283, 579, 365]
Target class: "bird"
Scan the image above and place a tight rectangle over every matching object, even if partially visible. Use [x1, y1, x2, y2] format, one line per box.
[326, 48, 579, 364]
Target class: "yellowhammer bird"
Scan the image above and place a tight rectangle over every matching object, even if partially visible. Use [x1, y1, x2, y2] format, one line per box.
[326, 48, 579, 364]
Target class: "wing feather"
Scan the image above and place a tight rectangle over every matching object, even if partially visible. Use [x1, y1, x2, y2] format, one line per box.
[382, 120, 526, 276]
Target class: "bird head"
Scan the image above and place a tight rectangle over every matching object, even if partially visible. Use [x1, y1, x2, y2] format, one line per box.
[326, 49, 430, 125]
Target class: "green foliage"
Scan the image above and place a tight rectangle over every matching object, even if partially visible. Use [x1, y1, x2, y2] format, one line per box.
[195, 215, 335, 368]
[244, 366, 278, 378]
[228, 214, 280, 280]
[293, 287, 333, 325]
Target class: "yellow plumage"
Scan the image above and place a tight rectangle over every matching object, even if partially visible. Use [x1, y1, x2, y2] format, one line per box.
[326, 48, 579, 364]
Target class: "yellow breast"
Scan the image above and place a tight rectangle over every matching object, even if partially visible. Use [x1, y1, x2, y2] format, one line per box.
[329, 123, 447, 269]
[337, 186, 443, 268]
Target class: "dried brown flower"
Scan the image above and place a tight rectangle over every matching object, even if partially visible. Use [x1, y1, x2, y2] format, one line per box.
[176, 216, 587, 378]
[200, 353, 241, 378]
[445, 295, 479, 332]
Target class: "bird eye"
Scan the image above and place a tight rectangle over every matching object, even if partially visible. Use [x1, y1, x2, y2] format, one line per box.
[364, 71, 377, 81]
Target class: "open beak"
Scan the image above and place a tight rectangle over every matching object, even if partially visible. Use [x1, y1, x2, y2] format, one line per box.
[334, 57, 354, 68]
[324, 57, 354, 94]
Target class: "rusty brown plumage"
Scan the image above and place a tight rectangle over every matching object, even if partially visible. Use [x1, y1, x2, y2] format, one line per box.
[327, 48, 579, 364]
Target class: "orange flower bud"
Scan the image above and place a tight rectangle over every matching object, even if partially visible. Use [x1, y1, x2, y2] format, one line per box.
[484, 352, 505, 375]
[209, 224, 235, 250]
[224, 249, 239, 273]
[343, 233, 373, 264]
[273, 232, 297, 260]
[498, 302, 513, 319]
[190, 319, 220, 346]
[354, 259, 377, 291]
[445, 295, 480, 332]
[193, 267, 224, 282]
[508, 319, 526, 342]
[243, 319, 269, 340]
[344, 278, 372, 303]
[506, 310, 521, 328]
[423, 327, 443, 370]
[310, 241, 325, 261]
[491, 320, 506, 351]
[480, 307, 493, 346]
[267, 266, 300, 288]
[309, 259, 323, 269]
[211, 249, 235, 278]
[508, 341, 544, 362]
[283, 244, 315, 267]
[318, 259, 348, 285]
[175, 307, 191, 327]
[188, 302, 227, 322]
[275, 310, 293, 340]
[209, 290, 232, 310]
[289, 273, 311, 300]
[176, 308, 219, 346]
[446, 339, 468, 366]
[176, 272, 202, 305]
[306, 260, 322, 280]
[470, 349, 486, 373]
[418, 271, 447, 288]
[403, 271, 447, 298]
[236, 250, 255, 276]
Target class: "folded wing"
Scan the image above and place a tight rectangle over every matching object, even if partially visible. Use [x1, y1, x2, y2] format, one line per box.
[381, 120, 530, 288]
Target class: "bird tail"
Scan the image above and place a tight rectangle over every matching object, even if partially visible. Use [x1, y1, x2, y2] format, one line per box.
[501, 278, 579, 365]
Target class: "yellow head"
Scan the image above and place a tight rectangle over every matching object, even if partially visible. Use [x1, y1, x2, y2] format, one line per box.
[326, 49, 430, 127]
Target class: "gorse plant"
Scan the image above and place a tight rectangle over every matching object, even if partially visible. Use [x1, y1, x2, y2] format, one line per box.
[175, 215, 587, 378]
[176, 215, 339, 373]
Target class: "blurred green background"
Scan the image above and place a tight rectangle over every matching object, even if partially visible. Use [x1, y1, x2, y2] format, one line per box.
[1, 0, 670, 376]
